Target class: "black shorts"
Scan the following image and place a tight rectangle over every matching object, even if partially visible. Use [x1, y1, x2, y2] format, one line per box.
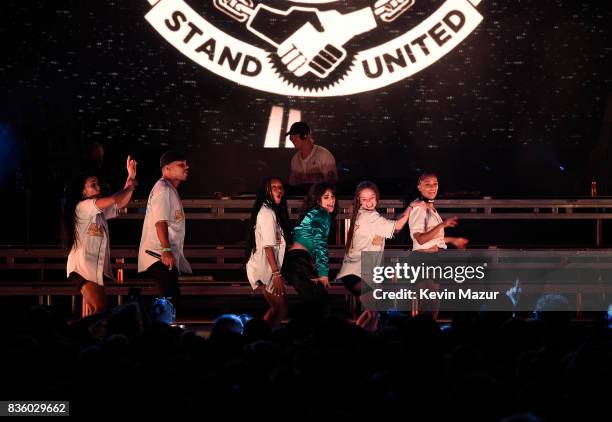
[68, 272, 111, 290]
[68, 272, 88, 290]
[338, 274, 362, 296]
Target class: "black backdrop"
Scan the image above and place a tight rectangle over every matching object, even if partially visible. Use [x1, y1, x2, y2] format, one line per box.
[0, 0, 611, 243]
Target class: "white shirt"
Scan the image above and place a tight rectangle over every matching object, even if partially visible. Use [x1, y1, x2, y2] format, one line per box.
[337, 209, 396, 280]
[138, 178, 192, 274]
[409, 199, 447, 251]
[246, 204, 286, 291]
[66, 198, 118, 286]
[289, 145, 337, 185]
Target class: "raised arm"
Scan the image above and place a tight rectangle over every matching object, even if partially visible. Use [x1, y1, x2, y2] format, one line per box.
[94, 155, 137, 209]
[117, 155, 137, 208]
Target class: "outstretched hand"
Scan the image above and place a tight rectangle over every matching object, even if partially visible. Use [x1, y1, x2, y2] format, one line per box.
[452, 237, 469, 250]
[126, 155, 137, 180]
[443, 216, 459, 228]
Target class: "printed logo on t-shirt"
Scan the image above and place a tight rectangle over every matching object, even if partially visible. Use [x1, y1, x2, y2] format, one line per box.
[87, 223, 103, 237]
[372, 234, 384, 246]
[175, 209, 184, 222]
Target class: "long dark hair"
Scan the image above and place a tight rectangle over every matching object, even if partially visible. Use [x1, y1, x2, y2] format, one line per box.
[245, 177, 291, 258]
[61, 173, 92, 251]
[296, 181, 338, 225]
[345, 181, 380, 254]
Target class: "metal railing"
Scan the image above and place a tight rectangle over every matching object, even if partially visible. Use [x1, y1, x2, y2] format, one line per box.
[119, 197, 612, 245]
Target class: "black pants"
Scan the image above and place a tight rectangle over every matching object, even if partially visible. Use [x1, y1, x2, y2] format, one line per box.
[282, 249, 329, 312]
[338, 274, 362, 296]
[146, 261, 181, 299]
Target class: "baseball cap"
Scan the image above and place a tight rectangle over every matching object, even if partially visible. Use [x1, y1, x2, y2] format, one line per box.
[284, 121, 310, 137]
[160, 150, 186, 168]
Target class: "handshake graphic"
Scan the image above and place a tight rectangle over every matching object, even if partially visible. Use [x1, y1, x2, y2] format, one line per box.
[213, 0, 415, 78]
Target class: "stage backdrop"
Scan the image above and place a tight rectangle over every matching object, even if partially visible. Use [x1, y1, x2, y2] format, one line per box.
[0, 0, 611, 243]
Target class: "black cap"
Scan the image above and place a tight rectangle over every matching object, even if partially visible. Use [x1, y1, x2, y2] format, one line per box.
[284, 121, 310, 137]
[160, 150, 186, 168]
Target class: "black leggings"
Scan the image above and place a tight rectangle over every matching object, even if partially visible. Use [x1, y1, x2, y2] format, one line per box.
[282, 249, 329, 312]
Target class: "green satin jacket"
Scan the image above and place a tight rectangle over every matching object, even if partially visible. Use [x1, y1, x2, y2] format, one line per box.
[291, 207, 331, 277]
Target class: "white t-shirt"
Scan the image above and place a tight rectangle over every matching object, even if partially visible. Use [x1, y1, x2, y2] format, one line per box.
[409, 199, 447, 251]
[66, 198, 118, 286]
[289, 145, 337, 185]
[246, 204, 286, 290]
[138, 178, 192, 274]
[337, 209, 396, 280]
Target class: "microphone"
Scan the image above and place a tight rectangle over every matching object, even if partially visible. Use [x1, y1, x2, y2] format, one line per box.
[145, 249, 162, 259]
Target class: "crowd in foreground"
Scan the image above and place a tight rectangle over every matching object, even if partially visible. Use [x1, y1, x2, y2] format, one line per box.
[1, 299, 609, 420]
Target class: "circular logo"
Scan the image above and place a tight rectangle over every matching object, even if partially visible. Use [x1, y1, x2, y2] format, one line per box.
[145, 0, 483, 96]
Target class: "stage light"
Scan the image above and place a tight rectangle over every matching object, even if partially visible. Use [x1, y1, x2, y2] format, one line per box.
[263, 105, 284, 148]
[263, 105, 301, 148]
[285, 108, 301, 148]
